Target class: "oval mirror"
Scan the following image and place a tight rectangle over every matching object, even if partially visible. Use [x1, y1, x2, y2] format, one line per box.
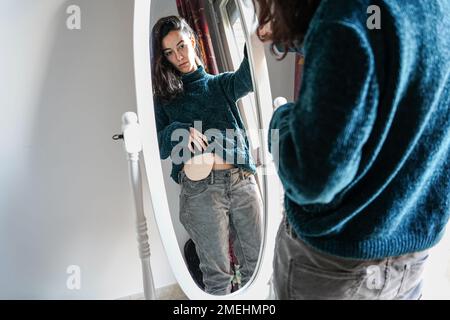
[133, 0, 283, 299]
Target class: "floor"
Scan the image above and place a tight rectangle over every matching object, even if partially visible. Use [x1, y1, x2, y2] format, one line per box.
[119, 284, 188, 300]
[156, 284, 189, 300]
[123, 273, 450, 300]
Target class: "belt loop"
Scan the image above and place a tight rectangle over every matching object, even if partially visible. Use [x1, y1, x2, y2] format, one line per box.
[284, 216, 292, 237]
[210, 170, 214, 184]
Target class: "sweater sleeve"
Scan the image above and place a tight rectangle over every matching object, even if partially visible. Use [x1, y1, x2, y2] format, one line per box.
[218, 44, 254, 102]
[269, 21, 378, 205]
[154, 101, 192, 160]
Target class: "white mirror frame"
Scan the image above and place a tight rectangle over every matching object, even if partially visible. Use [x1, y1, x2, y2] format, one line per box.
[133, 0, 283, 299]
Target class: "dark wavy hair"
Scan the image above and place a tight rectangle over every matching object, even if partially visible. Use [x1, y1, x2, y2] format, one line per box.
[253, 0, 322, 59]
[151, 16, 202, 103]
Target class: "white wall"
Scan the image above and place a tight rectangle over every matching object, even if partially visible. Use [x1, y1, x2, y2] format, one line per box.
[0, 0, 175, 299]
[422, 226, 450, 299]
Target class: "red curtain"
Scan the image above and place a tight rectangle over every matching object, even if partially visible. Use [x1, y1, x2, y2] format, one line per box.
[294, 55, 305, 101]
[176, 0, 219, 75]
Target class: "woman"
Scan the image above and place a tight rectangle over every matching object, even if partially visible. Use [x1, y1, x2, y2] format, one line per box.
[151, 16, 262, 295]
[255, 0, 450, 299]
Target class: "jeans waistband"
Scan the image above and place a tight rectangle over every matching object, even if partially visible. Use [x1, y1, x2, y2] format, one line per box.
[179, 167, 252, 184]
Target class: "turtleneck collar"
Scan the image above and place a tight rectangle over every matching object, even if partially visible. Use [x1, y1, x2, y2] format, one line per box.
[181, 65, 207, 84]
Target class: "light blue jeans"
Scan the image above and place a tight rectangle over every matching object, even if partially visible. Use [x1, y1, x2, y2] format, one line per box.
[179, 168, 262, 295]
[273, 215, 429, 300]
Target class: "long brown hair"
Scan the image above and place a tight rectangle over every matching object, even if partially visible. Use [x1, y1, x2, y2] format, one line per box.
[253, 0, 322, 59]
[151, 16, 202, 103]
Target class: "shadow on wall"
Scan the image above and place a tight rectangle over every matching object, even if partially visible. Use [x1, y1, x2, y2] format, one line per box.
[0, 0, 164, 299]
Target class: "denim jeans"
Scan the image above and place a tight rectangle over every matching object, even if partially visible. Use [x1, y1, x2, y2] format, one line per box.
[273, 215, 429, 300]
[179, 168, 262, 295]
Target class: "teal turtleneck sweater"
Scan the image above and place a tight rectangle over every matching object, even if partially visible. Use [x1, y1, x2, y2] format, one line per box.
[269, 0, 450, 259]
[154, 53, 255, 184]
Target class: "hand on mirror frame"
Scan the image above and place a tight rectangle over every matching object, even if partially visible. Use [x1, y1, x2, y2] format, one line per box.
[188, 127, 209, 154]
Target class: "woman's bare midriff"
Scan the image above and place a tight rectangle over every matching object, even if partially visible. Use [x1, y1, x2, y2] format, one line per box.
[211, 153, 235, 170]
[182, 153, 235, 174]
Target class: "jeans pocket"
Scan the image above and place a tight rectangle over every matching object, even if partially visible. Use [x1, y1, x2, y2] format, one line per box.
[181, 178, 209, 198]
[287, 261, 366, 300]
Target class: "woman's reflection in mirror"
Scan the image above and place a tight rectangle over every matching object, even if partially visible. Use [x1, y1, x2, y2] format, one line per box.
[151, 16, 262, 295]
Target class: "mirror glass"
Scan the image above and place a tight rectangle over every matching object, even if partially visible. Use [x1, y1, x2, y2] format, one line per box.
[149, 0, 264, 296]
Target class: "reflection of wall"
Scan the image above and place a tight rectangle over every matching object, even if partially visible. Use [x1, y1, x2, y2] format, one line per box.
[264, 47, 296, 102]
[0, 0, 174, 299]
[149, 0, 191, 262]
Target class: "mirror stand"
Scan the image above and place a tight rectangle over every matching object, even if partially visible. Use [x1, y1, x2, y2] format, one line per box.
[114, 111, 157, 300]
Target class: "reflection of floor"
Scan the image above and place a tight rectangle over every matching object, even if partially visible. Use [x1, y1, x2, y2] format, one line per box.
[119, 284, 188, 300]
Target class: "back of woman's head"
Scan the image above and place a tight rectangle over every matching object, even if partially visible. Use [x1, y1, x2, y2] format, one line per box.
[151, 16, 199, 102]
[254, 0, 322, 58]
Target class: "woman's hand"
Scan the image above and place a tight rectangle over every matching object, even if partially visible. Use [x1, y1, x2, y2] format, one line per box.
[188, 127, 209, 153]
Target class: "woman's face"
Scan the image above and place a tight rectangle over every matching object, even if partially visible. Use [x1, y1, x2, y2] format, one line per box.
[162, 30, 198, 74]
